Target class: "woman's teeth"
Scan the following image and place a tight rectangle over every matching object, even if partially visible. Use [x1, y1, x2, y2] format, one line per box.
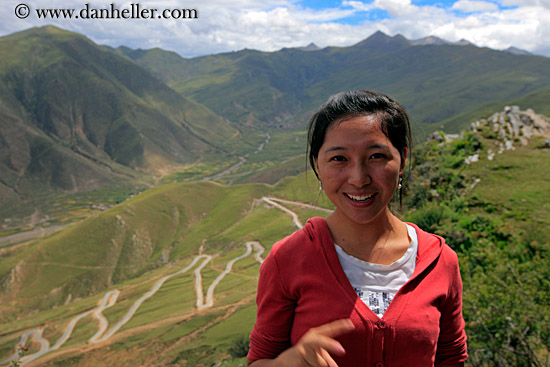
[346, 193, 375, 202]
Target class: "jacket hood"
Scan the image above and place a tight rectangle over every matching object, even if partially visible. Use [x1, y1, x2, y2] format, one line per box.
[303, 217, 445, 281]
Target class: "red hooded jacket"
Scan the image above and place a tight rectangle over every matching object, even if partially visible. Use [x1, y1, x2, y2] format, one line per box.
[248, 217, 467, 367]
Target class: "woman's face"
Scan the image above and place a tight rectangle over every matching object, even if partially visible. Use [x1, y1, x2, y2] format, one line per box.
[316, 114, 405, 226]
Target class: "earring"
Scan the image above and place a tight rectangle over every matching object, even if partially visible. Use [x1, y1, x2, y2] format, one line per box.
[398, 177, 403, 189]
[319, 180, 323, 191]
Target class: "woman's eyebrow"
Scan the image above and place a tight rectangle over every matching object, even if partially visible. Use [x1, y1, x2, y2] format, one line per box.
[368, 144, 391, 150]
[324, 146, 347, 153]
[324, 144, 391, 153]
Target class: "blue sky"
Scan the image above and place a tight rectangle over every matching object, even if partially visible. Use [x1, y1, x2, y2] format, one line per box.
[299, 1, 391, 23]
[298, 0, 518, 23]
[0, 0, 548, 57]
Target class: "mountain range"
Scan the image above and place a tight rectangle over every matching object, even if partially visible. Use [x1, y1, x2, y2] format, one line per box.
[115, 30, 550, 131]
[1, 25, 550, 226]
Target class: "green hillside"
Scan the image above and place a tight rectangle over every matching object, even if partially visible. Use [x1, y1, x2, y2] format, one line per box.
[402, 111, 550, 366]
[0, 26, 247, 225]
[0, 106, 548, 367]
[0, 171, 328, 367]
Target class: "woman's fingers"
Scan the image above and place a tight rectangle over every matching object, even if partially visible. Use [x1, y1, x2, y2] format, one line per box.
[319, 348, 339, 367]
[311, 319, 355, 339]
[300, 319, 355, 366]
[308, 334, 346, 357]
[276, 319, 354, 367]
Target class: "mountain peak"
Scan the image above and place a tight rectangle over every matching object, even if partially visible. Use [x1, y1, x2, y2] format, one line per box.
[353, 30, 410, 49]
[14, 25, 77, 37]
[504, 46, 531, 55]
[411, 35, 450, 46]
[454, 39, 473, 46]
[296, 42, 321, 51]
[2, 25, 91, 45]
[363, 30, 393, 43]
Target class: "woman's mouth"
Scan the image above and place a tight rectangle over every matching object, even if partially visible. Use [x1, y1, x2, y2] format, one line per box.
[345, 193, 376, 202]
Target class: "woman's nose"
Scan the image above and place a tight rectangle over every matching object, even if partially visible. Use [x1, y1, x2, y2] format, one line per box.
[347, 162, 371, 187]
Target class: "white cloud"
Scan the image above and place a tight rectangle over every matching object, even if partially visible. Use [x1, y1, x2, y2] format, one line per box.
[373, 0, 418, 16]
[500, 0, 550, 8]
[343, 0, 375, 11]
[431, 6, 547, 52]
[0, 0, 548, 57]
[452, 0, 499, 12]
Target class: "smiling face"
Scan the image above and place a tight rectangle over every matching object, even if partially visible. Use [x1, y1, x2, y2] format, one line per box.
[316, 114, 406, 227]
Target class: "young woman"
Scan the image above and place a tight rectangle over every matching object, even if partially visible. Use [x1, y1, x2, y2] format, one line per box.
[247, 90, 467, 367]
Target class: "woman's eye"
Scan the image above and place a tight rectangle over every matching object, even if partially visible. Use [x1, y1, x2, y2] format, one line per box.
[370, 153, 386, 159]
[330, 156, 347, 162]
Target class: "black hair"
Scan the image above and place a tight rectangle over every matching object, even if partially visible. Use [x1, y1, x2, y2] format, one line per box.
[306, 90, 412, 202]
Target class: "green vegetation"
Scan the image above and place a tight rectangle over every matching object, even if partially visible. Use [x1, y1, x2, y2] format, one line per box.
[5, 25, 550, 237]
[403, 130, 550, 367]
[0, 169, 326, 366]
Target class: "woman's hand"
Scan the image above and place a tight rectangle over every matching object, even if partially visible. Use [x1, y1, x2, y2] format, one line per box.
[249, 319, 355, 367]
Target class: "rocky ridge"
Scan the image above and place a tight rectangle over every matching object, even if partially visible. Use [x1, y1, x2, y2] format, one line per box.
[431, 106, 550, 164]
[473, 106, 550, 144]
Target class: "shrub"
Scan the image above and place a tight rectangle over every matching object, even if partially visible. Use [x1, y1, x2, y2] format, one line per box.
[228, 335, 250, 358]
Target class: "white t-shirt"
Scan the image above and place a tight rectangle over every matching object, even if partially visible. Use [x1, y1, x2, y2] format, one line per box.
[334, 224, 418, 318]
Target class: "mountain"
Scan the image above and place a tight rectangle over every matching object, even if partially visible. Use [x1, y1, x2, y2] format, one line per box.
[1, 26, 548, 366]
[3, 25, 550, 231]
[119, 31, 550, 133]
[0, 26, 243, 221]
[0, 170, 331, 366]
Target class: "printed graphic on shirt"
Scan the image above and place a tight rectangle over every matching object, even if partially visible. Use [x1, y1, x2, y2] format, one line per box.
[355, 287, 395, 318]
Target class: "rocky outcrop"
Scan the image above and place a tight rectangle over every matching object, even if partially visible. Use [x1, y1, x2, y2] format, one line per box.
[471, 106, 550, 145]
[468, 106, 550, 162]
[429, 106, 549, 165]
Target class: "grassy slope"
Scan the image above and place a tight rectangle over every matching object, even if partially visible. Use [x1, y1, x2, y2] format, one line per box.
[0, 173, 327, 366]
[463, 136, 550, 243]
[0, 181, 269, 315]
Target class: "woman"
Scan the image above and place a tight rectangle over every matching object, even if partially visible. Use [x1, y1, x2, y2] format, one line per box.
[247, 90, 467, 367]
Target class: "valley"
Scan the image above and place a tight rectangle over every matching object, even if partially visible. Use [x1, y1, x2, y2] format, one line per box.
[0, 189, 332, 366]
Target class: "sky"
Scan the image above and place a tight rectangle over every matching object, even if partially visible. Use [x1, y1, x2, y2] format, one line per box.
[0, 0, 548, 58]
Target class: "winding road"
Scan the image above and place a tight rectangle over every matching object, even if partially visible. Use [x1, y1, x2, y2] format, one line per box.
[2, 196, 330, 366]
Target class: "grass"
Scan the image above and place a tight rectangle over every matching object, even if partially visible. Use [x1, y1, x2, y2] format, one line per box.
[0, 183, 149, 237]
[159, 158, 241, 183]
[200, 303, 257, 346]
[464, 137, 550, 244]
